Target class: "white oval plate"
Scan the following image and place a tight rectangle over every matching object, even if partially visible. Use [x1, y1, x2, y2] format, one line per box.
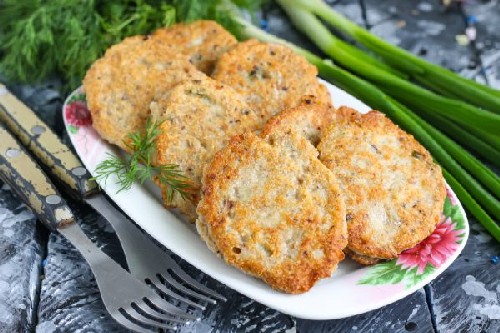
[63, 82, 469, 320]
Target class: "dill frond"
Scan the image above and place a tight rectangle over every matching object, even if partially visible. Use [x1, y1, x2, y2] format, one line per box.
[93, 119, 192, 201]
[0, 0, 177, 90]
[0, 0, 260, 89]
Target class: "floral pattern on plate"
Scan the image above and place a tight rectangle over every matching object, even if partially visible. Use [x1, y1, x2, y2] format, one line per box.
[358, 193, 466, 289]
[65, 92, 91, 134]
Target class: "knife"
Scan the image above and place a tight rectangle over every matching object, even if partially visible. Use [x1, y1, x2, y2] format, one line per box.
[0, 83, 222, 303]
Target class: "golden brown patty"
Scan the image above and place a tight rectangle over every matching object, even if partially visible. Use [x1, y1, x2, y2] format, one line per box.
[196, 131, 347, 293]
[83, 36, 206, 150]
[261, 95, 336, 146]
[150, 78, 264, 222]
[317, 107, 446, 264]
[152, 20, 237, 74]
[212, 39, 331, 123]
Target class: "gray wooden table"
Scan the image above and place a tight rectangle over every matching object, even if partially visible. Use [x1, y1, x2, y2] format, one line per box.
[1, 1, 499, 332]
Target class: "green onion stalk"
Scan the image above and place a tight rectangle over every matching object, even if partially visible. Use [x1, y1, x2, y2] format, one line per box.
[406, 107, 500, 166]
[402, 105, 500, 199]
[444, 170, 500, 244]
[281, 0, 500, 113]
[274, 2, 500, 143]
[232, 17, 500, 242]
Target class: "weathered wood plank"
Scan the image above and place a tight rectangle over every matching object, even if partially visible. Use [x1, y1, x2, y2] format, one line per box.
[37, 201, 130, 333]
[428, 222, 500, 333]
[365, 0, 471, 72]
[462, 0, 500, 86]
[297, 289, 434, 333]
[0, 183, 43, 332]
[0, 80, 63, 332]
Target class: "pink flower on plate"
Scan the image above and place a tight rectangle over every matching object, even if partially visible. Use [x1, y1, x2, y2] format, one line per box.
[397, 216, 460, 274]
[65, 100, 92, 126]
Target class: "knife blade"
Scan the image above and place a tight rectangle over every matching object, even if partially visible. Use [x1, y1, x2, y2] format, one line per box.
[0, 83, 221, 301]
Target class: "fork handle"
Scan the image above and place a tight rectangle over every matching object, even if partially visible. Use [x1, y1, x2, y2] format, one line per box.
[0, 125, 74, 231]
[0, 83, 97, 197]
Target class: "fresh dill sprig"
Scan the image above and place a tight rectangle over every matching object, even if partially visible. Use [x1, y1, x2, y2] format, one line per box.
[0, 0, 177, 90]
[93, 118, 192, 202]
[0, 0, 260, 90]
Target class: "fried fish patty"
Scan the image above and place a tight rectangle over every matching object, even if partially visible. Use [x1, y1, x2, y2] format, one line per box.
[150, 78, 264, 221]
[212, 40, 331, 123]
[260, 95, 335, 146]
[317, 107, 446, 264]
[152, 20, 237, 74]
[84, 36, 206, 150]
[196, 131, 347, 293]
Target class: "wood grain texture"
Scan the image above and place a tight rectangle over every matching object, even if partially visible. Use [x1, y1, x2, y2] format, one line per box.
[296, 289, 434, 333]
[37, 201, 129, 333]
[462, 0, 500, 87]
[364, 0, 470, 72]
[0, 183, 43, 332]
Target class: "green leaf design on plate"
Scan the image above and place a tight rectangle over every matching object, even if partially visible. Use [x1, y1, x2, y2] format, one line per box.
[357, 188, 467, 289]
[358, 261, 436, 289]
[358, 260, 405, 285]
[404, 265, 435, 288]
[443, 196, 466, 236]
[67, 125, 78, 135]
[68, 92, 86, 104]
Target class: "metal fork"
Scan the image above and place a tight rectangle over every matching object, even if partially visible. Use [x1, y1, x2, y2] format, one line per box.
[62, 222, 198, 332]
[0, 126, 196, 332]
[87, 194, 227, 310]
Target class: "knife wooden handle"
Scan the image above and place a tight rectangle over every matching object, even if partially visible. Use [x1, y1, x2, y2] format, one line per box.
[0, 125, 74, 231]
[0, 83, 97, 197]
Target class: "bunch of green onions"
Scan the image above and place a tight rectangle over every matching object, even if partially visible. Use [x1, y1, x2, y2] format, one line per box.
[229, 1, 500, 242]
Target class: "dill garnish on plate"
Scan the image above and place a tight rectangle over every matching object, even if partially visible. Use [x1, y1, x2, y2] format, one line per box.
[93, 118, 192, 203]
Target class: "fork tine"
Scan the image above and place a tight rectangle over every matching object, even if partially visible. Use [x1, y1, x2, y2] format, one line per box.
[128, 307, 179, 331]
[134, 301, 191, 325]
[167, 267, 227, 302]
[151, 274, 211, 310]
[150, 276, 207, 310]
[112, 311, 154, 333]
[157, 272, 217, 304]
[145, 297, 199, 322]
